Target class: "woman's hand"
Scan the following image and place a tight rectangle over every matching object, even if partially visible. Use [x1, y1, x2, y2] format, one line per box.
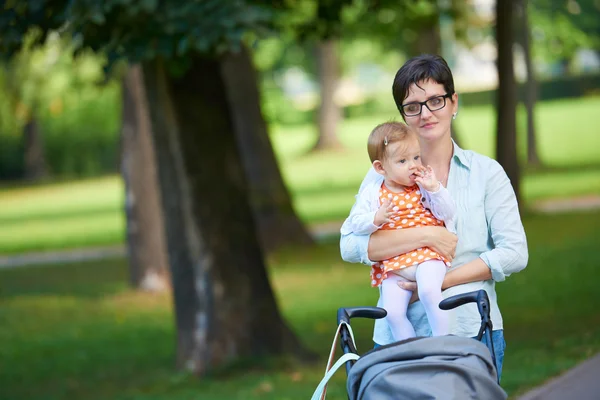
[397, 281, 420, 304]
[427, 227, 458, 261]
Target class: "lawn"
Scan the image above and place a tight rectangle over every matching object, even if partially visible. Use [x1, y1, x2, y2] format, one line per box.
[1, 209, 599, 400]
[1, 97, 600, 254]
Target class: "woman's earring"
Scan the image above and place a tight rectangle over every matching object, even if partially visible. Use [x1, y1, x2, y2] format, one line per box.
[452, 112, 457, 120]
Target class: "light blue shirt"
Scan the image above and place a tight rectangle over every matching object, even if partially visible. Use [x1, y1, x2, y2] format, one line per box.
[340, 142, 528, 343]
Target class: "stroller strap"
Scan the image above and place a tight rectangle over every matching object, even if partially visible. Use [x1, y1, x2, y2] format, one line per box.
[311, 352, 359, 400]
[312, 321, 358, 400]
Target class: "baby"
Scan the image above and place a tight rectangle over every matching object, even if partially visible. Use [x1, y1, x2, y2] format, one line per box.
[341, 121, 456, 341]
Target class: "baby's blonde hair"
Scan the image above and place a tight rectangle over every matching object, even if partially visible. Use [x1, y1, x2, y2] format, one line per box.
[367, 121, 416, 163]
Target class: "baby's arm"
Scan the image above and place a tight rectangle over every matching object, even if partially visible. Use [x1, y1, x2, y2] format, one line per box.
[341, 187, 390, 235]
[414, 165, 456, 227]
[423, 185, 456, 224]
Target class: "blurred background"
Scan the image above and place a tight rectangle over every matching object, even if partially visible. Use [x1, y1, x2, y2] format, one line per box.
[1, 0, 599, 399]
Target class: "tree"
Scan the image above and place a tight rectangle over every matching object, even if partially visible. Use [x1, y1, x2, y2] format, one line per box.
[220, 46, 313, 252]
[515, 0, 541, 166]
[120, 65, 169, 291]
[314, 38, 343, 151]
[2, 33, 52, 180]
[495, 0, 521, 203]
[22, 115, 47, 180]
[292, 1, 349, 152]
[336, 0, 474, 144]
[1, 1, 312, 374]
[405, 1, 462, 146]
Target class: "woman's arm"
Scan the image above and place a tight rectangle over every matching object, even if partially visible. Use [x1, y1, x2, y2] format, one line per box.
[441, 258, 491, 290]
[367, 226, 458, 261]
[399, 258, 491, 296]
[478, 160, 529, 281]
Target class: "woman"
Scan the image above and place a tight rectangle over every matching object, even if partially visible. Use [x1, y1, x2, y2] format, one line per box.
[340, 54, 528, 379]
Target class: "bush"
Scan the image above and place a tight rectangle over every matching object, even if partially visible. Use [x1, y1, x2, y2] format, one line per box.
[0, 82, 121, 181]
[42, 83, 121, 177]
[460, 73, 600, 106]
[0, 134, 24, 180]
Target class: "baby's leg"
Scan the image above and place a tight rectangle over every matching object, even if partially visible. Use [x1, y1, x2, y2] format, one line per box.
[416, 260, 449, 336]
[381, 273, 416, 341]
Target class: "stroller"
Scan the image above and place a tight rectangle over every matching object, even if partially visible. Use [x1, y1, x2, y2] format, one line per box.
[311, 290, 507, 400]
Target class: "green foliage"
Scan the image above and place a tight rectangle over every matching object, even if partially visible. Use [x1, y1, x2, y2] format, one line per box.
[0, 133, 24, 180]
[0, 32, 120, 179]
[41, 82, 121, 177]
[530, 0, 600, 64]
[0, 0, 66, 59]
[1, 0, 276, 68]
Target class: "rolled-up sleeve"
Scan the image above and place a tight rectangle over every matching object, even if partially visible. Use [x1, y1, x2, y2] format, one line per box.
[340, 232, 376, 266]
[479, 160, 529, 282]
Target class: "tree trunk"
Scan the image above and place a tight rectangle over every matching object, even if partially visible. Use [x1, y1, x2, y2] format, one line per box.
[495, 0, 521, 203]
[120, 65, 169, 292]
[413, 21, 442, 57]
[141, 56, 312, 375]
[516, 0, 541, 166]
[412, 18, 462, 147]
[313, 39, 342, 151]
[220, 46, 313, 253]
[23, 115, 48, 180]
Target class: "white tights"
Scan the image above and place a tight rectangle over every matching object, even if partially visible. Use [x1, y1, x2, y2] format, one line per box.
[381, 260, 449, 341]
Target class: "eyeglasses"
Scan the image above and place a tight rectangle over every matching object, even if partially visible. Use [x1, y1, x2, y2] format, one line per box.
[401, 93, 454, 117]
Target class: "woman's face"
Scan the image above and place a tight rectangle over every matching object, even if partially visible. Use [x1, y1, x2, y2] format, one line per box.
[401, 79, 458, 143]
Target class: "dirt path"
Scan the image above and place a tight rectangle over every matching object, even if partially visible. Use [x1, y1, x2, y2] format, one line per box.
[516, 353, 600, 400]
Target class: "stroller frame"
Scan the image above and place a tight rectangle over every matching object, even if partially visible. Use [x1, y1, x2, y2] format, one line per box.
[313, 289, 500, 400]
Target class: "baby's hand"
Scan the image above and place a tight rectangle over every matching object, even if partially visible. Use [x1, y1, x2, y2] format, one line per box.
[414, 165, 440, 192]
[374, 198, 394, 226]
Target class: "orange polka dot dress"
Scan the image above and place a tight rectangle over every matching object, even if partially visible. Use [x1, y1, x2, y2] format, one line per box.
[370, 183, 451, 287]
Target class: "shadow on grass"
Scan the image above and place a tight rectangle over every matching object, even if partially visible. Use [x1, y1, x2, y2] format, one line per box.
[0, 258, 129, 299]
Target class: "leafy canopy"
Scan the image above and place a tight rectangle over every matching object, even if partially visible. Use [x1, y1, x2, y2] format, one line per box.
[1, 0, 276, 66]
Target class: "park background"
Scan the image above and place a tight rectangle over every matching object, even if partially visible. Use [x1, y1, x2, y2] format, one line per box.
[1, 1, 599, 399]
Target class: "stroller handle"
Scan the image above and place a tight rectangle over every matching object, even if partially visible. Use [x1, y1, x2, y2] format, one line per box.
[439, 289, 491, 324]
[336, 307, 387, 376]
[337, 306, 387, 326]
[439, 289, 499, 383]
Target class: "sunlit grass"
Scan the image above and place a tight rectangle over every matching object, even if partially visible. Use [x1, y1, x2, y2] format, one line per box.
[0, 211, 124, 253]
[1, 210, 600, 399]
[1, 97, 599, 254]
[0, 176, 122, 221]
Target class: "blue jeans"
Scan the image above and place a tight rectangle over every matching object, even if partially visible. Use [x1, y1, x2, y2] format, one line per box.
[478, 329, 506, 381]
[374, 329, 506, 381]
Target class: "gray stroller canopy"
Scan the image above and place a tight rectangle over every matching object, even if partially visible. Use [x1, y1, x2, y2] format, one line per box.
[347, 335, 507, 400]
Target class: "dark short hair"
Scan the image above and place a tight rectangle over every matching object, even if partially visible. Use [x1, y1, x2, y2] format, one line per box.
[392, 54, 455, 115]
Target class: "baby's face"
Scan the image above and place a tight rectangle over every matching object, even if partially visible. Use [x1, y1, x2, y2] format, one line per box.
[382, 138, 422, 189]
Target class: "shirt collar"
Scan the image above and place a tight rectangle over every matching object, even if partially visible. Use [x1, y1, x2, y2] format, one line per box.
[451, 139, 471, 170]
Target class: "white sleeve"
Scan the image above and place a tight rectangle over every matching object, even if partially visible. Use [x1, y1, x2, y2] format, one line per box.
[340, 184, 381, 235]
[420, 183, 456, 232]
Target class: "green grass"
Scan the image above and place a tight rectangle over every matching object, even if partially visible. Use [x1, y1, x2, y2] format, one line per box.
[1, 97, 600, 254]
[1, 209, 600, 399]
